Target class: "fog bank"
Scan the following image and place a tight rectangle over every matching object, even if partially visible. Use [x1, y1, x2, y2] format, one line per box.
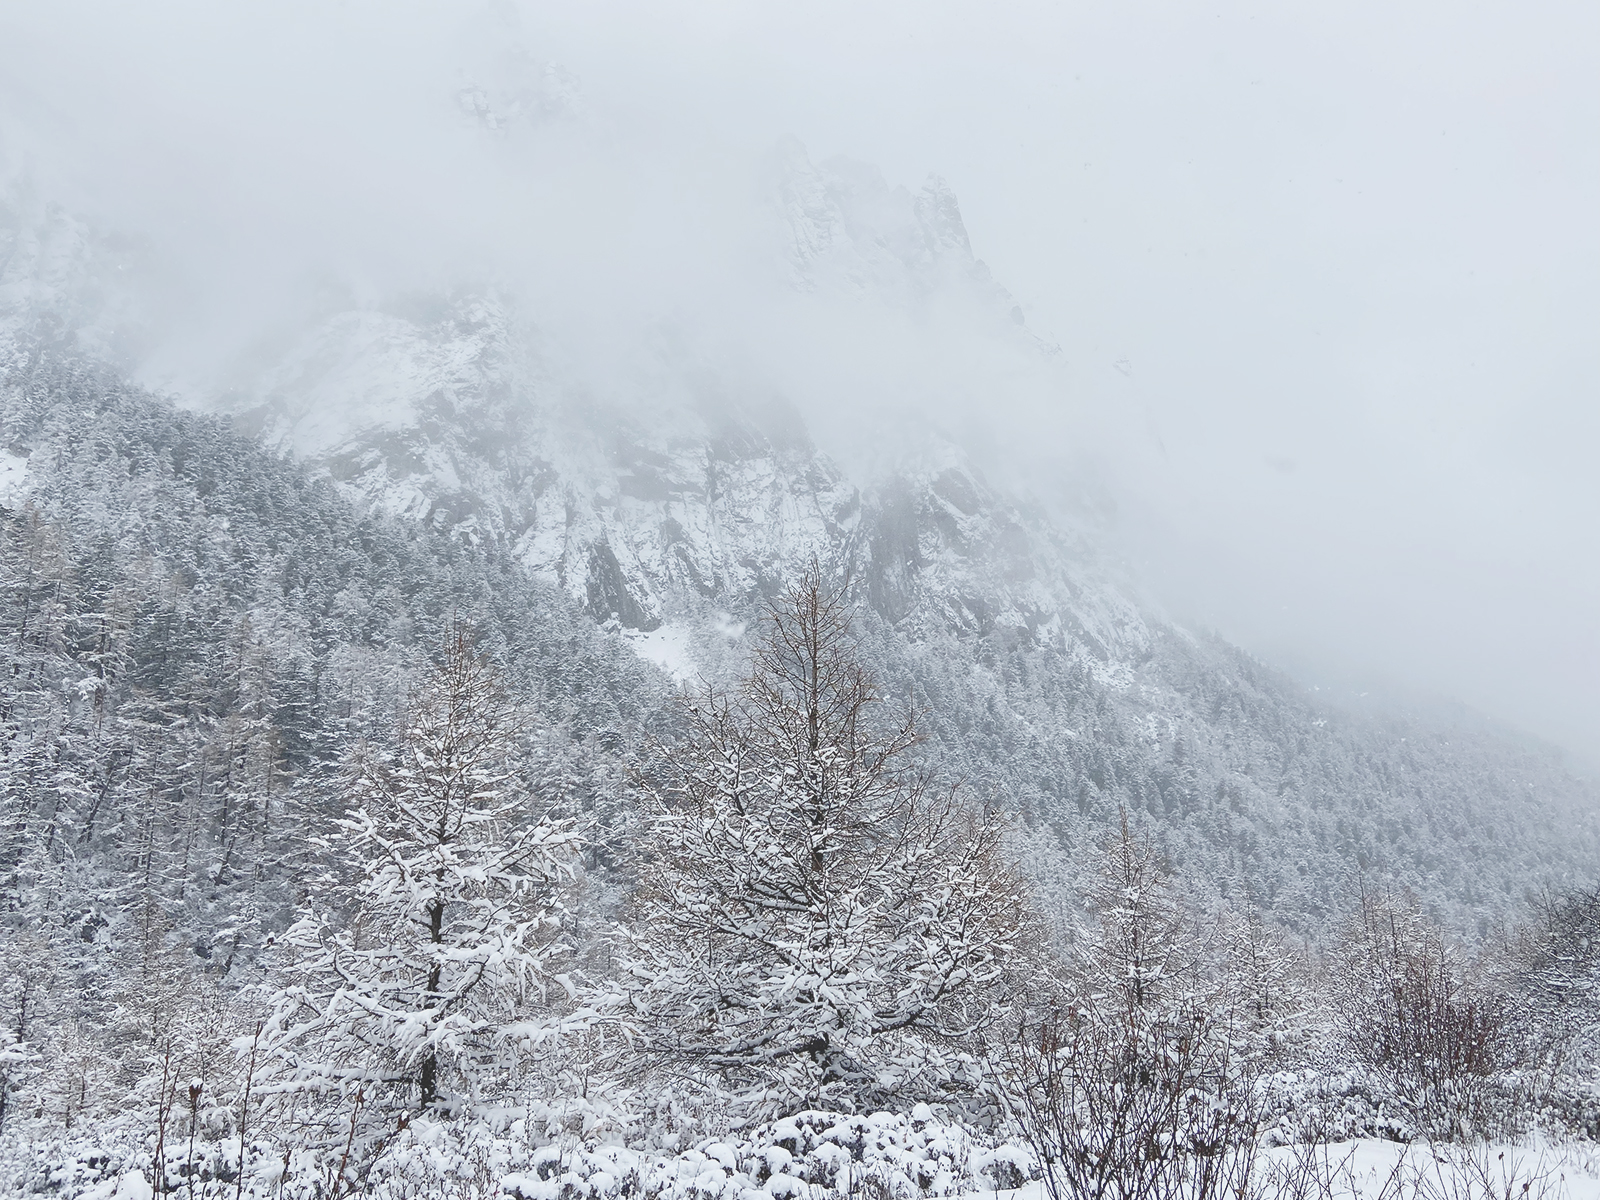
[2, 0, 1594, 764]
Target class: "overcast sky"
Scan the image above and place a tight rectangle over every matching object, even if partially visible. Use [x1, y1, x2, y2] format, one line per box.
[3, 0, 1596, 766]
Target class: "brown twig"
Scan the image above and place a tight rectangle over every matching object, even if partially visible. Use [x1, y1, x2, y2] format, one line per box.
[236, 1023, 262, 1200]
[333, 1085, 365, 1199]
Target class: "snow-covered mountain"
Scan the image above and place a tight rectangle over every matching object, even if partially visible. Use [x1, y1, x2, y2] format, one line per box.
[156, 141, 1140, 679]
[13, 18, 1600, 1192]
[3, 133, 1597, 939]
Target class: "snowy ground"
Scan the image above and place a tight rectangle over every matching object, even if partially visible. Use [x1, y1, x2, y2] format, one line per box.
[1251, 1137, 1600, 1200]
[14, 1095, 1600, 1200]
[972, 1140, 1600, 1200]
[31, 1133, 1600, 1200]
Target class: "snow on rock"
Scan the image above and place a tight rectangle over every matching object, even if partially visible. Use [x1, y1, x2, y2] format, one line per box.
[0, 448, 30, 506]
[626, 623, 697, 683]
[772, 137, 1017, 323]
[246, 306, 510, 460]
[211, 285, 1150, 675]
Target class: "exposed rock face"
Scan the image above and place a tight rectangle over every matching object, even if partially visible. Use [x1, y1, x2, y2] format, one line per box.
[221, 280, 1142, 677]
[153, 142, 1133, 673]
[223, 296, 1147, 679]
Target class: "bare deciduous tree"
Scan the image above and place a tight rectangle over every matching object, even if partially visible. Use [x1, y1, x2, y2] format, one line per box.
[1004, 819, 1259, 1200]
[626, 564, 1034, 1112]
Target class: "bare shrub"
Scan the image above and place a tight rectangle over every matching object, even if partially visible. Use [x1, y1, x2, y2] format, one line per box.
[1005, 1002, 1259, 1200]
[1002, 818, 1261, 1200]
[1508, 883, 1600, 1091]
[1331, 892, 1518, 1140]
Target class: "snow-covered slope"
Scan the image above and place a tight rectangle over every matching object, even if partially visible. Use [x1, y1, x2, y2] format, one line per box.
[775, 136, 1025, 324]
[4, 137, 1597, 938]
[227, 284, 1142, 679]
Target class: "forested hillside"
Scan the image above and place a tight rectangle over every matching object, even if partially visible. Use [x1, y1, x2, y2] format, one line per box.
[857, 607, 1600, 939]
[0, 340, 661, 1047]
[5, 341, 1600, 1197]
[6, 335, 1593, 970]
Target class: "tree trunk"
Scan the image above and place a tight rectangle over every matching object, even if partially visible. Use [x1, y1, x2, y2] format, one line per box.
[420, 895, 444, 1109]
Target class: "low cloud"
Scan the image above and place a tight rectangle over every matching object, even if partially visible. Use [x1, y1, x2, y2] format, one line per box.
[1, 0, 1594, 765]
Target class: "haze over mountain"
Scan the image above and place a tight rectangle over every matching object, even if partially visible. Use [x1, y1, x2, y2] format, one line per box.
[3, 0, 1594, 769]
[3, 2, 1596, 944]
[1, 0, 1596, 909]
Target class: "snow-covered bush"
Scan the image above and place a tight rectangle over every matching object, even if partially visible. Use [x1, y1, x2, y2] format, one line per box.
[4, 1104, 1037, 1200]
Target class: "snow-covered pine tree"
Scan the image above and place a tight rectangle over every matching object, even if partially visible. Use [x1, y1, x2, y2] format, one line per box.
[626, 565, 1031, 1113]
[264, 627, 584, 1127]
[1081, 813, 1189, 1017]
